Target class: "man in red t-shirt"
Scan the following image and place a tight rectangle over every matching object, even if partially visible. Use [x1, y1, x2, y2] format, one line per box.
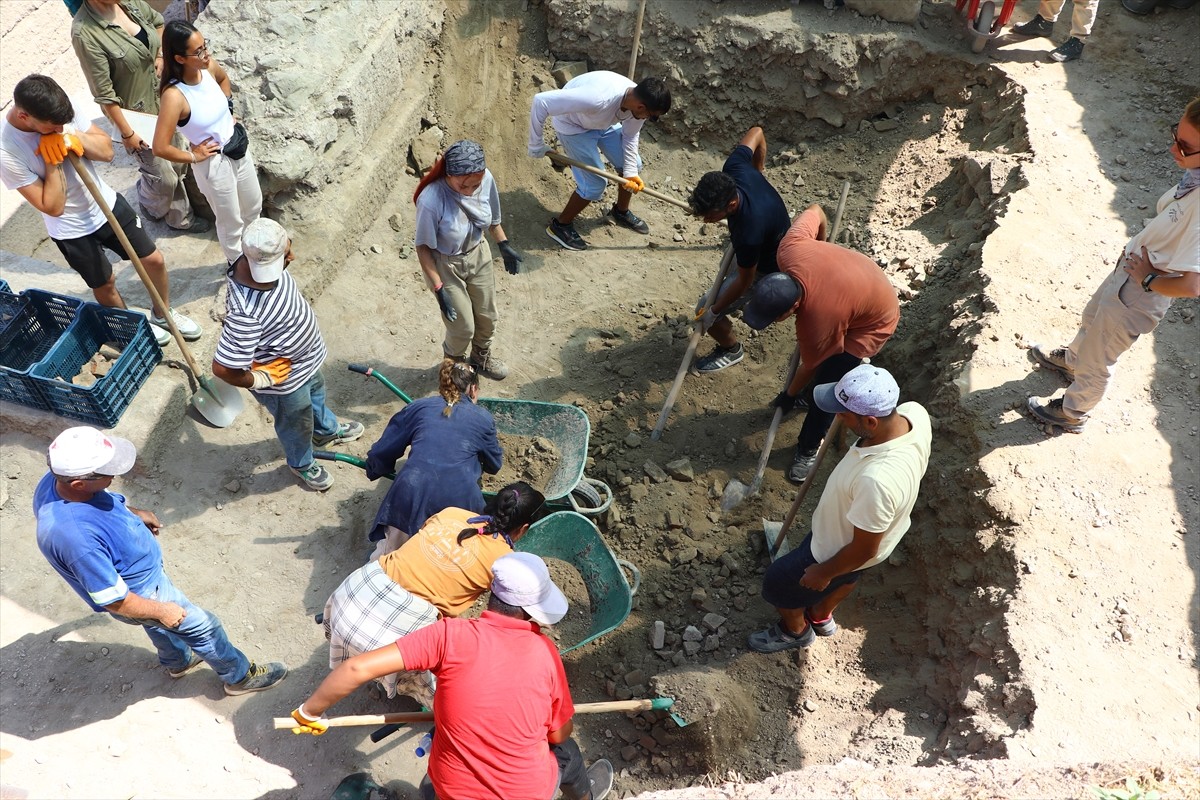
[291, 552, 614, 800]
[740, 204, 900, 483]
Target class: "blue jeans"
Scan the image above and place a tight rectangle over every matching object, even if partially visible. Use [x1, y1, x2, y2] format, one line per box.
[110, 572, 250, 684]
[558, 124, 643, 202]
[254, 369, 340, 470]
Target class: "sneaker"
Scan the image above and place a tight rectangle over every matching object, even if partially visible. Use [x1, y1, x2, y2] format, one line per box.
[313, 420, 365, 447]
[806, 611, 838, 637]
[586, 759, 615, 800]
[169, 217, 211, 234]
[1050, 36, 1085, 62]
[1030, 343, 1074, 382]
[1026, 395, 1086, 433]
[1011, 13, 1054, 37]
[291, 463, 335, 491]
[470, 348, 509, 381]
[748, 621, 815, 653]
[150, 322, 170, 348]
[691, 343, 744, 374]
[224, 661, 288, 696]
[1121, 0, 1159, 15]
[167, 653, 204, 678]
[608, 206, 650, 234]
[546, 217, 588, 251]
[150, 308, 203, 342]
[787, 447, 820, 484]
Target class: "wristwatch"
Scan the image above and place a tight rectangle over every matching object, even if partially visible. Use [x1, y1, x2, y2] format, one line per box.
[1141, 273, 1157, 293]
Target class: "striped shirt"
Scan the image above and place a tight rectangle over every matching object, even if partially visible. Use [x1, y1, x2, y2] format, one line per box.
[214, 270, 326, 395]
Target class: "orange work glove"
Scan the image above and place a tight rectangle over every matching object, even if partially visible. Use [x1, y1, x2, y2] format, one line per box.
[36, 133, 83, 166]
[249, 357, 292, 389]
[622, 175, 645, 193]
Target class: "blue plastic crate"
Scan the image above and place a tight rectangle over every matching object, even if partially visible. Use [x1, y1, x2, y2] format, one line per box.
[0, 289, 83, 412]
[32, 304, 162, 427]
[0, 290, 25, 331]
[0, 279, 10, 294]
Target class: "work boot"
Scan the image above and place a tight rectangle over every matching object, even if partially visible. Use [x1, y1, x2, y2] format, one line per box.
[224, 661, 288, 696]
[1030, 343, 1074, 382]
[313, 420, 365, 447]
[291, 463, 335, 491]
[1026, 395, 1086, 433]
[546, 217, 587, 251]
[470, 347, 509, 381]
[1050, 36, 1085, 62]
[608, 206, 650, 234]
[1012, 13, 1054, 37]
[787, 447, 820, 484]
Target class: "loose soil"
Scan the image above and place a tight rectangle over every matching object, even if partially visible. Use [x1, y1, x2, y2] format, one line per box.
[484, 433, 560, 495]
[0, 1, 1197, 799]
[543, 557, 593, 651]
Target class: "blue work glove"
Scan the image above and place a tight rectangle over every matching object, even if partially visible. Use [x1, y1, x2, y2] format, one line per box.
[497, 241, 523, 275]
[434, 285, 458, 322]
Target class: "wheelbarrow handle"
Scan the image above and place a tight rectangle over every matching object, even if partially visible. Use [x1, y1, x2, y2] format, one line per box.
[313, 450, 395, 480]
[347, 363, 413, 405]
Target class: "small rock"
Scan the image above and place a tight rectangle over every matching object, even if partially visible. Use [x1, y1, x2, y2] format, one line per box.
[651, 621, 666, 649]
[624, 433, 642, 448]
[675, 546, 698, 564]
[873, 118, 900, 132]
[387, 213, 403, 232]
[223, 480, 241, 493]
[682, 625, 703, 642]
[369, 244, 383, 254]
[690, 587, 708, 605]
[671, 650, 687, 667]
[621, 745, 639, 762]
[672, 232, 685, 242]
[702, 612, 727, 631]
[85, 652, 96, 663]
[703, 634, 720, 652]
[802, 699, 818, 713]
[624, 669, 645, 687]
[683, 641, 701, 656]
[664, 458, 694, 482]
[551, 60, 589, 87]
[644, 461, 669, 483]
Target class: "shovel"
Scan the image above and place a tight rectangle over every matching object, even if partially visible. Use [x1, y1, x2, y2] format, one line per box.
[651, 244, 735, 441]
[545, 151, 692, 212]
[66, 154, 243, 427]
[271, 697, 685, 731]
[761, 417, 842, 561]
[720, 346, 799, 511]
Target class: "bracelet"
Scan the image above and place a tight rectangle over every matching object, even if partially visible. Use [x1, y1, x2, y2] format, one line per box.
[1142, 273, 1157, 293]
[121, 131, 135, 139]
[433, 283, 443, 292]
[190, 151, 196, 164]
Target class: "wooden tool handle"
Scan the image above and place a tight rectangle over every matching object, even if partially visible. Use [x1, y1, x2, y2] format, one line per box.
[546, 151, 690, 211]
[770, 417, 842, 556]
[273, 697, 672, 730]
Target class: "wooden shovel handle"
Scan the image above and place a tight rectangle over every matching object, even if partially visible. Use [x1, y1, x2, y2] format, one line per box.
[546, 151, 690, 211]
[272, 697, 672, 730]
[770, 417, 842, 557]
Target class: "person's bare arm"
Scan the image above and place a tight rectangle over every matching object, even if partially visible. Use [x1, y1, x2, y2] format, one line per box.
[209, 60, 233, 98]
[16, 166, 68, 217]
[152, 89, 218, 163]
[105, 591, 186, 627]
[301, 645, 407, 717]
[547, 718, 574, 745]
[799, 526, 882, 591]
[76, 122, 113, 162]
[712, 268, 755, 314]
[1122, 245, 1200, 298]
[100, 103, 146, 153]
[804, 203, 829, 242]
[740, 126, 767, 172]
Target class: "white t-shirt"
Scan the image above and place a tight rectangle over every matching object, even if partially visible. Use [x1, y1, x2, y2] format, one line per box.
[1124, 181, 1199, 275]
[528, 70, 644, 178]
[414, 170, 501, 256]
[810, 402, 933, 569]
[0, 112, 116, 240]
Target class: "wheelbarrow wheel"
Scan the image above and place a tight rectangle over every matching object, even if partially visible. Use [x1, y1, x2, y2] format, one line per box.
[568, 477, 613, 515]
[971, 0, 995, 52]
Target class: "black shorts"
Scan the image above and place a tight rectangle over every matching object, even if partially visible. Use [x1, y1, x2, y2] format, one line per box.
[52, 194, 157, 289]
[761, 531, 866, 609]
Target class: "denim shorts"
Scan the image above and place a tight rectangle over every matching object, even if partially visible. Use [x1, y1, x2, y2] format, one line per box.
[558, 124, 644, 202]
[761, 531, 865, 609]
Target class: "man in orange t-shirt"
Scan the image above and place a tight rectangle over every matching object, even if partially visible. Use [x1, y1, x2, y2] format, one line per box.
[740, 204, 900, 483]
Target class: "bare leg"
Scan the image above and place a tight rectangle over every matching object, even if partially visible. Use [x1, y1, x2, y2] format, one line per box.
[709, 315, 738, 348]
[139, 248, 171, 318]
[778, 606, 809, 635]
[91, 275, 125, 309]
[808, 582, 857, 622]
[557, 192, 591, 225]
[615, 186, 634, 212]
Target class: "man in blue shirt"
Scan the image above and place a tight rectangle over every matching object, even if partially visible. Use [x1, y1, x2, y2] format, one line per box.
[688, 127, 792, 374]
[33, 426, 287, 695]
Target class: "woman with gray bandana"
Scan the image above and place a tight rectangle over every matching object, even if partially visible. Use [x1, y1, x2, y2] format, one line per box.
[413, 140, 523, 380]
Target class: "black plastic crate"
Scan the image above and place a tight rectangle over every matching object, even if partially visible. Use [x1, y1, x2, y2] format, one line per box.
[0, 289, 83, 412]
[32, 303, 162, 427]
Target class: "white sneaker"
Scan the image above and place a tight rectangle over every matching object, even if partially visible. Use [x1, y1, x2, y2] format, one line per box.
[151, 308, 203, 342]
[148, 320, 170, 348]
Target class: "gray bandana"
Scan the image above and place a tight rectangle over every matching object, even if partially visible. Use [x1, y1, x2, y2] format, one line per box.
[444, 140, 486, 175]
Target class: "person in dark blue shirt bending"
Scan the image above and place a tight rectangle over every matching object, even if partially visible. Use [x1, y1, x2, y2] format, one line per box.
[365, 358, 504, 557]
[688, 127, 791, 374]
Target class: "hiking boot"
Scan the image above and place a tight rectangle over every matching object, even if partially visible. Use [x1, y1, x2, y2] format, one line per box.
[291, 463, 334, 491]
[608, 206, 650, 234]
[470, 347, 509, 381]
[586, 759, 615, 800]
[150, 308, 203, 342]
[691, 343, 744, 374]
[313, 420, 365, 447]
[806, 611, 838, 637]
[1050, 36, 1085, 62]
[546, 217, 588, 251]
[224, 661, 288, 696]
[167, 653, 204, 678]
[1012, 13, 1054, 37]
[787, 447, 820, 484]
[748, 621, 816, 653]
[1026, 395, 1086, 433]
[1031, 343, 1074, 381]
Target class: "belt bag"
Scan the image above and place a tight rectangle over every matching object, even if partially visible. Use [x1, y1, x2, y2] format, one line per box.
[222, 122, 249, 160]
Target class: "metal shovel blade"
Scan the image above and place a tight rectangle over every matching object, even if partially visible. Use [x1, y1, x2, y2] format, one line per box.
[191, 375, 244, 427]
[761, 520, 793, 562]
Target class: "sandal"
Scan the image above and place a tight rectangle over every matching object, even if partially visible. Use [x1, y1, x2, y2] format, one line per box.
[748, 622, 815, 653]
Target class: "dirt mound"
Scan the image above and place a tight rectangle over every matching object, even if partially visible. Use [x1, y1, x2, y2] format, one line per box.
[484, 433, 560, 494]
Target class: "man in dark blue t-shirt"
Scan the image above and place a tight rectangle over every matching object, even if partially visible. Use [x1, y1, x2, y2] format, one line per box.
[688, 127, 791, 374]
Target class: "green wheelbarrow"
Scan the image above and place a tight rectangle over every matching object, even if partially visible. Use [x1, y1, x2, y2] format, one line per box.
[515, 510, 639, 653]
[340, 363, 612, 515]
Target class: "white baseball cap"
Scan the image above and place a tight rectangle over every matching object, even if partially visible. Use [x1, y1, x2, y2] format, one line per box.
[242, 218, 289, 282]
[490, 552, 568, 626]
[47, 427, 136, 478]
[813, 364, 900, 417]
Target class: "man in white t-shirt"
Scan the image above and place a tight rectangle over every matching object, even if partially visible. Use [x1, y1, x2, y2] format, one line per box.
[1027, 97, 1200, 432]
[749, 365, 932, 653]
[0, 73, 200, 348]
[528, 71, 670, 251]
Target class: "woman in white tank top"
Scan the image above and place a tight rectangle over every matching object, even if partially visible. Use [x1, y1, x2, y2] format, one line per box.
[152, 21, 261, 265]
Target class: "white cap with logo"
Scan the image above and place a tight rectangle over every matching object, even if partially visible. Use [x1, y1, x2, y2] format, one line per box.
[242, 218, 289, 282]
[490, 552, 568, 626]
[48, 426, 137, 477]
[813, 364, 900, 417]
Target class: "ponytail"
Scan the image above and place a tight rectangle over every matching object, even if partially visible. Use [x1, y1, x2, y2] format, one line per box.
[413, 155, 447, 204]
[439, 358, 478, 417]
[456, 481, 546, 546]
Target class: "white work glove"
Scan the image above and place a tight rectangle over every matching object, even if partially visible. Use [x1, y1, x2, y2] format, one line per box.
[528, 142, 551, 158]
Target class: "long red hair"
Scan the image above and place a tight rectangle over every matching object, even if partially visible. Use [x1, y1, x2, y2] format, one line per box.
[413, 156, 446, 204]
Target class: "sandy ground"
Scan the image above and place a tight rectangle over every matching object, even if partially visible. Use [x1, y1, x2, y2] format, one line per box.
[1, 1, 1198, 798]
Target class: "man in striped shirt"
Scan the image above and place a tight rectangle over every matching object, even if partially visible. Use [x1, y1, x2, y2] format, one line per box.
[212, 218, 362, 490]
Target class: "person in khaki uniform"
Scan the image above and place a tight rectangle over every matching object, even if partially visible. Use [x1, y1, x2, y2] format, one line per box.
[71, 0, 209, 231]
